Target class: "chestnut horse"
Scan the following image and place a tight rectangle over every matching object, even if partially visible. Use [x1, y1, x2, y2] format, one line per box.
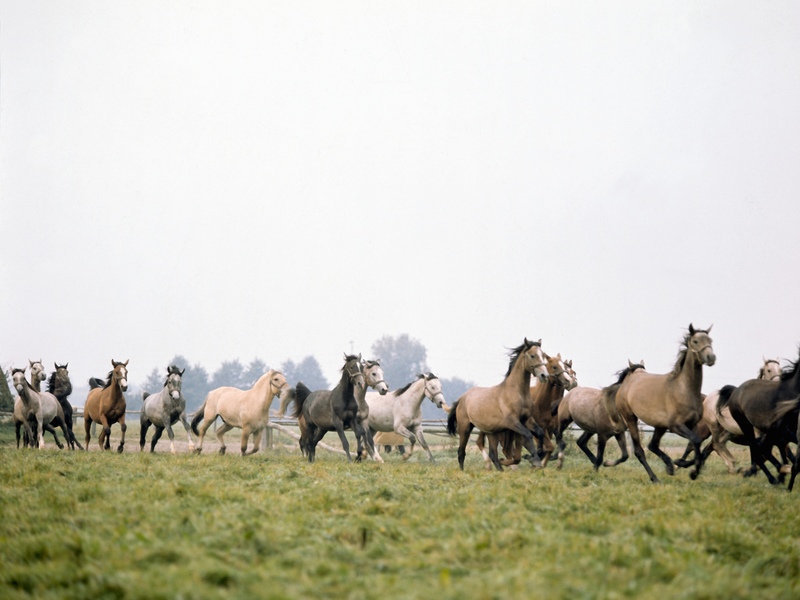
[84, 360, 129, 452]
[447, 339, 549, 471]
[611, 324, 716, 483]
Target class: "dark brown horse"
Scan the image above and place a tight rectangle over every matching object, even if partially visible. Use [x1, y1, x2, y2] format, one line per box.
[717, 350, 800, 487]
[611, 325, 716, 483]
[84, 360, 129, 452]
[48, 363, 83, 450]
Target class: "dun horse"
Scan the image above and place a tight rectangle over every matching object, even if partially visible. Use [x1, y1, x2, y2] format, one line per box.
[447, 339, 549, 471]
[611, 325, 715, 483]
[555, 361, 645, 470]
[191, 369, 290, 455]
[84, 360, 130, 452]
[141, 366, 195, 454]
[292, 354, 365, 463]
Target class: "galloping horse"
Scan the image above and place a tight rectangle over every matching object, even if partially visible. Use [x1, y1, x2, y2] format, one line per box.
[84, 360, 129, 452]
[447, 339, 549, 471]
[555, 361, 645, 470]
[48, 362, 83, 450]
[675, 357, 783, 474]
[15, 360, 71, 449]
[191, 369, 290, 455]
[366, 373, 446, 462]
[612, 324, 715, 482]
[716, 349, 800, 487]
[141, 366, 195, 454]
[353, 359, 388, 462]
[474, 353, 574, 469]
[293, 354, 365, 463]
[12, 367, 71, 449]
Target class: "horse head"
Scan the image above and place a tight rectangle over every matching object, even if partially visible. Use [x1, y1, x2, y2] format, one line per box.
[545, 353, 573, 388]
[687, 324, 716, 367]
[423, 373, 445, 408]
[165, 366, 183, 400]
[51, 363, 72, 396]
[563, 358, 579, 390]
[522, 338, 548, 383]
[759, 357, 782, 381]
[343, 354, 365, 390]
[11, 367, 28, 394]
[269, 370, 290, 399]
[112, 360, 129, 392]
[362, 359, 389, 395]
[29, 359, 46, 384]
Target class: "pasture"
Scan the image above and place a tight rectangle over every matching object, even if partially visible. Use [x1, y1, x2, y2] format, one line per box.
[0, 420, 798, 600]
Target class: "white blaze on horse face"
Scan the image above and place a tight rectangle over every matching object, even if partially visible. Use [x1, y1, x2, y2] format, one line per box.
[119, 367, 129, 391]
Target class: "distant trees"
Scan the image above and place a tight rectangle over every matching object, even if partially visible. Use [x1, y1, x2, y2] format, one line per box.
[280, 356, 328, 390]
[371, 334, 428, 389]
[0, 368, 13, 412]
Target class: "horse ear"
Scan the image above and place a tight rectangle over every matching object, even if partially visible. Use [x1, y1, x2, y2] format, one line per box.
[524, 337, 530, 346]
[537, 339, 542, 346]
[556, 353, 562, 360]
[641, 359, 645, 368]
[706, 324, 713, 334]
[628, 359, 635, 368]
[689, 323, 696, 334]
[343, 352, 348, 361]
[180, 368, 185, 376]
[124, 360, 129, 366]
[111, 359, 116, 367]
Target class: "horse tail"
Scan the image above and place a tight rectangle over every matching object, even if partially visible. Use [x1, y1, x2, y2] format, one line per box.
[716, 385, 737, 418]
[88, 377, 105, 389]
[142, 391, 151, 401]
[292, 383, 312, 420]
[602, 383, 624, 429]
[773, 396, 800, 424]
[446, 399, 460, 436]
[190, 396, 209, 436]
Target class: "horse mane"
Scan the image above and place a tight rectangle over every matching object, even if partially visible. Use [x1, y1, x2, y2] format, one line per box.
[394, 374, 425, 397]
[505, 340, 540, 378]
[780, 353, 800, 382]
[101, 370, 115, 389]
[612, 362, 645, 385]
[426, 372, 438, 381]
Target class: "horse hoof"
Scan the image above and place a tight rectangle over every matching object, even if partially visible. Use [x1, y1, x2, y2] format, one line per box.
[219, 447, 226, 456]
[690, 470, 699, 480]
[117, 446, 124, 454]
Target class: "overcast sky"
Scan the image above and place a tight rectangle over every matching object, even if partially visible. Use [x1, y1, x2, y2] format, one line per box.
[2, 2, 799, 400]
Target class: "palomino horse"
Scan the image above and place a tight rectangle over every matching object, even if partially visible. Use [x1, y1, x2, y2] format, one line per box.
[611, 324, 716, 482]
[555, 361, 646, 470]
[474, 353, 574, 469]
[447, 339, 549, 471]
[84, 360, 129, 452]
[366, 373, 446, 462]
[675, 357, 783, 474]
[716, 350, 800, 487]
[293, 354, 365, 463]
[12, 367, 71, 449]
[48, 362, 83, 450]
[191, 369, 290, 455]
[141, 366, 195, 454]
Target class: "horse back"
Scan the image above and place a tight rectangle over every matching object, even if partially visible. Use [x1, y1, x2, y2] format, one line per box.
[459, 385, 519, 432]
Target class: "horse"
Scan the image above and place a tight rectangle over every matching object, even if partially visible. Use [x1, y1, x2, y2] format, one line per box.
[47, 362, 83, 450]
[140, 366, 195, 454]
[716, 349, 800, 487]
[555, 360, 646, 470]
[473, 353, 574, 469]
[84, 360, 129, 452]
[11, 367, 70, 449]
[191, 369, 290, 455]
[366, 373, 446, 462]
[14, 360, 65, 449]
[292, 354, 365, 463]
[353, 359, 388, 462]
[447, 338, 549, 471]
[611, 324, 716, 482]
[675, 357, 783, 474]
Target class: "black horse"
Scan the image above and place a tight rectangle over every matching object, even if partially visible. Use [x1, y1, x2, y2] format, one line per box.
[47, 363, 83, 450]
[717, 350, 800, 487]
[292, 354, 365, 463]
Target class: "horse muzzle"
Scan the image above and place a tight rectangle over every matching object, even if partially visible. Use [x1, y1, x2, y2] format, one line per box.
[120, 380, 128, 392]
[171, 390, 180, 400]
[705, 353, 717, 367]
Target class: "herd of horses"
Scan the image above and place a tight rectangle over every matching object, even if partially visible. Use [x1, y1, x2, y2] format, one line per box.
[8, 323, 800, 489]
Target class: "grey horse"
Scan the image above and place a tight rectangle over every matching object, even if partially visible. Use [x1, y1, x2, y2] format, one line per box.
[140, 366, 195, 454]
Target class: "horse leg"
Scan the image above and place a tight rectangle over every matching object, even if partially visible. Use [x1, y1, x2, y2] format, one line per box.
[63, 404, 83, 451]
[42, 423, 64, 449]
[15, 420, 22, 449]
[307, 425, 327, 463]
[456, 422, 474, 471]
[646, 427, 675, 476]
[195, 417, 215, 454]
[575, 431, 598, 468]
[483, 433, 504, 471]
[215, 422, 234, 455]
[605, 432, 630, 467]
[674, 440, 695, 469]
[117, 414, 127, 453]
[84, 416, 93, 450]
[555, 416, 572, 470]
[248, 427, 264, 456]
[140, 416, 152, 451]
[240, 425, 253, 455]
[711, 428, 739, 474]
[670, 423, 705, 479]
[624, 415, 660, 483]
[333, 423, 353, 462]
[150, 426, 164, 452]
[595, 434, 610, 470]
[180, 414, 196, 452]
[55, 417, 71, 450]
[163, 422, 178, 455]
[475, 432, 492, 470]
[410, 426, 435, 463]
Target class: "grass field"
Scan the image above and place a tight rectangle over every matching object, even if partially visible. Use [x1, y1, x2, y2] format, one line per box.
[0, 419, 798, 600]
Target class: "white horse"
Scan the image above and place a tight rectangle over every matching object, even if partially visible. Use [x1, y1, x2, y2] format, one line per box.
[354, 359, 389, 462]
[140, 366, 195, 454]
[191, 369, 290, 455]
[366, 373, 446, 462]
[12, 367, 70, 449]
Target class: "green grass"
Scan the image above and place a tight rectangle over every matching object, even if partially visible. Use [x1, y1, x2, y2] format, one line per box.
[0, 421, 798, 600]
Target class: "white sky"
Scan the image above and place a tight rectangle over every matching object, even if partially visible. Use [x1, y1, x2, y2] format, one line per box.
[2, 1, 799, 397]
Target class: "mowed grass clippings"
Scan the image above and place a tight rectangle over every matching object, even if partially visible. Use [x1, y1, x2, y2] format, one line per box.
[0, 422, 798, 600]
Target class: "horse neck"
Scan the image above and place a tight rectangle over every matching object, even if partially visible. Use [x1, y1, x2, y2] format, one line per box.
[779, 364, 800, 398]
[504, 358, 533, 397]
[333, 372, 355, 405]
[252, 371, 276, 411]
[674, 349, 703, 395]
[106, 377, 125, 405]
[399, 378, 427, 412]
[30, 375, 42, 393]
